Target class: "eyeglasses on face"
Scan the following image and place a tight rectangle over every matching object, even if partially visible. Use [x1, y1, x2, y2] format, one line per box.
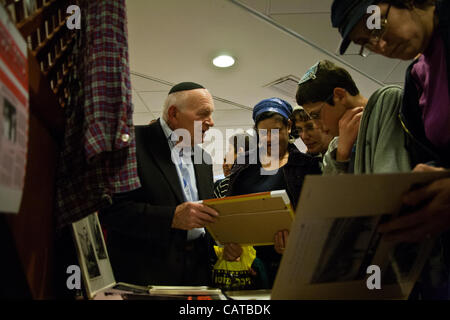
[304, 94, 334, 120]
[359, 3, 391, 57]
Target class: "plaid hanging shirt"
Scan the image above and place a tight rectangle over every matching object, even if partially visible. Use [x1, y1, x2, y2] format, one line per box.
[55, 0, 141, 229]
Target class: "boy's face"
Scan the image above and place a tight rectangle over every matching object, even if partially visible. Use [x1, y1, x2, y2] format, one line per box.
[294, 119, 334, 155]
[302, 100, 346, 137]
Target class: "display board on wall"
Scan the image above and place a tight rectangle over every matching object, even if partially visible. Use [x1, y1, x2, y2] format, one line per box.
[0, 5, 29, 214]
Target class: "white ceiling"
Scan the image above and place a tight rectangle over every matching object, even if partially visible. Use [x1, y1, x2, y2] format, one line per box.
[126, 0, 409, 178]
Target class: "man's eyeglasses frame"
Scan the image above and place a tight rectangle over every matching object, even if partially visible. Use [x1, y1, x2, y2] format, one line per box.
[359, 4, 392, 57]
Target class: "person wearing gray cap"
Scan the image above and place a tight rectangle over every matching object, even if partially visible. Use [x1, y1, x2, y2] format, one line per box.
[331, 0, 450, 299]
[100, 82, 219, 286]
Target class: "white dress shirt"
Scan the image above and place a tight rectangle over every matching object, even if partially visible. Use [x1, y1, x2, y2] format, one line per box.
[159, 118, 205, 240]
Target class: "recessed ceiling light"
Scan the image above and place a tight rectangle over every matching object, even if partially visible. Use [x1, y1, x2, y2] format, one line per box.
[212, 55, 235, 68]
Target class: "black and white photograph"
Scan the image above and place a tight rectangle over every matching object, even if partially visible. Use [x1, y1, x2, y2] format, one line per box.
[77, 225, 101, 279]
[3, 98, 16, 143]
[71, 214, 117, 299]
[88, 213, 108, 260]
[310, 216, 383, 284]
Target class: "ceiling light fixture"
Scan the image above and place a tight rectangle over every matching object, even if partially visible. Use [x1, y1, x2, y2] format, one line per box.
[212, 55, 235, 68]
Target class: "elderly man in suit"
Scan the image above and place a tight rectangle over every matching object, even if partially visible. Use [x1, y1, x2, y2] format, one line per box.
[100, 82, 219, 286]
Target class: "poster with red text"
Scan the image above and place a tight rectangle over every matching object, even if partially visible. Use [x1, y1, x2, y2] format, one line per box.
[0, 5, 28, 214]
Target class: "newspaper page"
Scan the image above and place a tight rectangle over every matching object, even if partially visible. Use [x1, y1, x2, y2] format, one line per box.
[0, 4, 28, 214]
[272, 171, 449, 300]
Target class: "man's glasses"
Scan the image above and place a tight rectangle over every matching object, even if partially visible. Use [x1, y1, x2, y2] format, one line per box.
[359, 4, 391, 57]
[305, 94, 334, 121]
[307, 102, 326, 120]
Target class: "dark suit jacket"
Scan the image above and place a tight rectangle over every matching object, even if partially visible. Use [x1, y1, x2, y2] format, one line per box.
[100, 120, 215, 286]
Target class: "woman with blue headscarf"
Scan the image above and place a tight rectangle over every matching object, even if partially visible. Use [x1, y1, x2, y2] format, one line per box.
[223, 98, 321, 289]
